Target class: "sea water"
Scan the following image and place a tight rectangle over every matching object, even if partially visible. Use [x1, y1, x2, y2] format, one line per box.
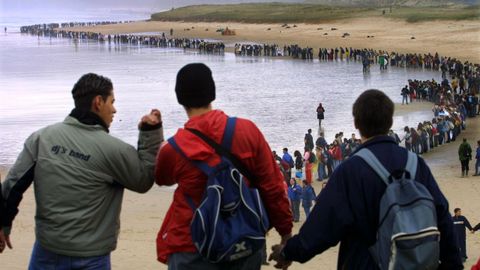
[0, 12, 441, 166]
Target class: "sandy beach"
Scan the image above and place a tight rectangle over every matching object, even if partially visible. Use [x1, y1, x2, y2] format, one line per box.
[64, 18, 480, 63]
[1, 100, 479, 269]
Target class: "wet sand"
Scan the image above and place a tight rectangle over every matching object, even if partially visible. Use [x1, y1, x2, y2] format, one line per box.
[63, 18, 480, 63]
[1, 102, 479, 269]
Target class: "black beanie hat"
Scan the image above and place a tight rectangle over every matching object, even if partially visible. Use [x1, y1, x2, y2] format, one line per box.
[175, 63, 216, 108]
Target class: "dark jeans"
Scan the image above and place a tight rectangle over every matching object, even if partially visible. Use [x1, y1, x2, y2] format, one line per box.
[291, 199, 300, 222]
[28, 241, 111, 270]
[168, 250, 262, 270]
[461, 159, 470, 174]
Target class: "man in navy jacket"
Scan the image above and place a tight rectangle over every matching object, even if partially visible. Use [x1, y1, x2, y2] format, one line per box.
[270, 89, 462, 269]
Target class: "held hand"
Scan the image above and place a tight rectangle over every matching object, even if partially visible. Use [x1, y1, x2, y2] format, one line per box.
[0, 229, 12, 253]
[138, 109, 162, 128]
[269, 244, 292, 270]
[281, 233, 292, 245]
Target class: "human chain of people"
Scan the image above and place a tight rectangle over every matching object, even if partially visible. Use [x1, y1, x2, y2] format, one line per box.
[18, 22, 480, 74]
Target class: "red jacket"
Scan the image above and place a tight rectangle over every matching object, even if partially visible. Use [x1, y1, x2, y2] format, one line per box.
[154, 110, 293, 263]
[472, 257, 480, 270]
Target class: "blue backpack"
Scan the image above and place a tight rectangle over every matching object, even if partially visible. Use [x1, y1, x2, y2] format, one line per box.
[354, 148, 440, 270]
[168, 117, 270, 263]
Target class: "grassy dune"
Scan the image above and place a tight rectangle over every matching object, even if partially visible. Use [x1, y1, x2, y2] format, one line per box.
[151, 3, 480, 23]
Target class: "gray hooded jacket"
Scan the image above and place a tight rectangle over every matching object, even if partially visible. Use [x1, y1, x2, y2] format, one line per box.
[2, 114, 163, 257]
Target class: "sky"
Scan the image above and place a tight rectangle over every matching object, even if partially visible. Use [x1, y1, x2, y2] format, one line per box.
[0, 0, 302, 13]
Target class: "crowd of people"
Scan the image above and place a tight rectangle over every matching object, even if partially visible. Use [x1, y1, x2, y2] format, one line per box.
[19, 22, 225, 54]
[19, 21, 480, 77]
[276, 75, 479, 231]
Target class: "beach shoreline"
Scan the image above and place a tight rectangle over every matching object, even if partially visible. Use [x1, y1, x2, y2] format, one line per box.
[60, 18, 480, 63]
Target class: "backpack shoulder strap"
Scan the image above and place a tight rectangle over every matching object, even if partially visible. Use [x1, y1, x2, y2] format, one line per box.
[354, 148, 390, 185]
[221, 117, 237, 150]
[404, 151, 418, 180]
[167, 137, 214, 176]
[186, 117, 257, 183]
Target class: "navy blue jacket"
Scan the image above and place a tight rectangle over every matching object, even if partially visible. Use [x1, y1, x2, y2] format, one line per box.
[288, 183, 302, 202]
[283, 136, 462, 269]
[301, 185, 316, 207]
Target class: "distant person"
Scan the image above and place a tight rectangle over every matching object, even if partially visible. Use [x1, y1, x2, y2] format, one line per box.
[452, 208, 474, 262]
[288, 178, 301, 223]
[458, 138, 473, 177]
[316, 103, 325, 132]
[154, 63, 292, 269]
[401, 85, 409, 105]
[170, 28, 173, 36]
[1, 73, 163, 268]
[294, 150, 303, 179]
[474, 140, 480, 176]
[304, 129, 314, 151]
[303, 147, 314, 184]
[269, 89, 462, 269]
[315, 132, 328, 150]
[282, 148, 294, 180]
[300, 180, 316, 218]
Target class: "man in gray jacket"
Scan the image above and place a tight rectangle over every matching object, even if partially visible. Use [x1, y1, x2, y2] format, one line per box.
[1, 73, 163, 269]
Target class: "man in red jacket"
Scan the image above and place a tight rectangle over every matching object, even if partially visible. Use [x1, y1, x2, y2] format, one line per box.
[155, 63, 293, 269]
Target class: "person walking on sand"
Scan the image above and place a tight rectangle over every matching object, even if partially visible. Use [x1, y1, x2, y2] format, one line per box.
[459, 138, 473, 177]
[452, 208, 474, 262]
[269, 89, 462, 270]
[301, 180, 316, 218]
[154, 63, 292, 269]
[288, 178, 301, 223]
[303, 147, 314, 185]
[294, 150, 303, 179]
[1, 73, 163, 268]
[474, 140, 480, 176]
[316, 103, 325, 132]
[282, 148, 294, 180]
[304, 129, 314, 152]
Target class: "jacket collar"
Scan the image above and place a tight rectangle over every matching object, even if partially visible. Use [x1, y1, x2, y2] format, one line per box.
[68, 108, 109, 133]
[352, 135, 397, 154]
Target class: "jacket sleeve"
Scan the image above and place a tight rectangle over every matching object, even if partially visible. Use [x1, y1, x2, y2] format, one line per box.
[283, 166, 353, 263]
[155, 143, 177, 186]
[109, 127, 164, 193]
[248, 124, 293, 237]
[464, 217, 473, 231]
[1, 132, 38, 235]
[418, 158, 463, 269]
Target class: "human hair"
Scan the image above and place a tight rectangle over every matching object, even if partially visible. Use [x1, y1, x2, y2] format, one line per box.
[477, 140, 480, 145]
[294, 150, 301, 157]
[72, 73, 113, 110]
[454, 208, 461, 213]
[283, 148, 288, 152]
[352, 89, 393, 138]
